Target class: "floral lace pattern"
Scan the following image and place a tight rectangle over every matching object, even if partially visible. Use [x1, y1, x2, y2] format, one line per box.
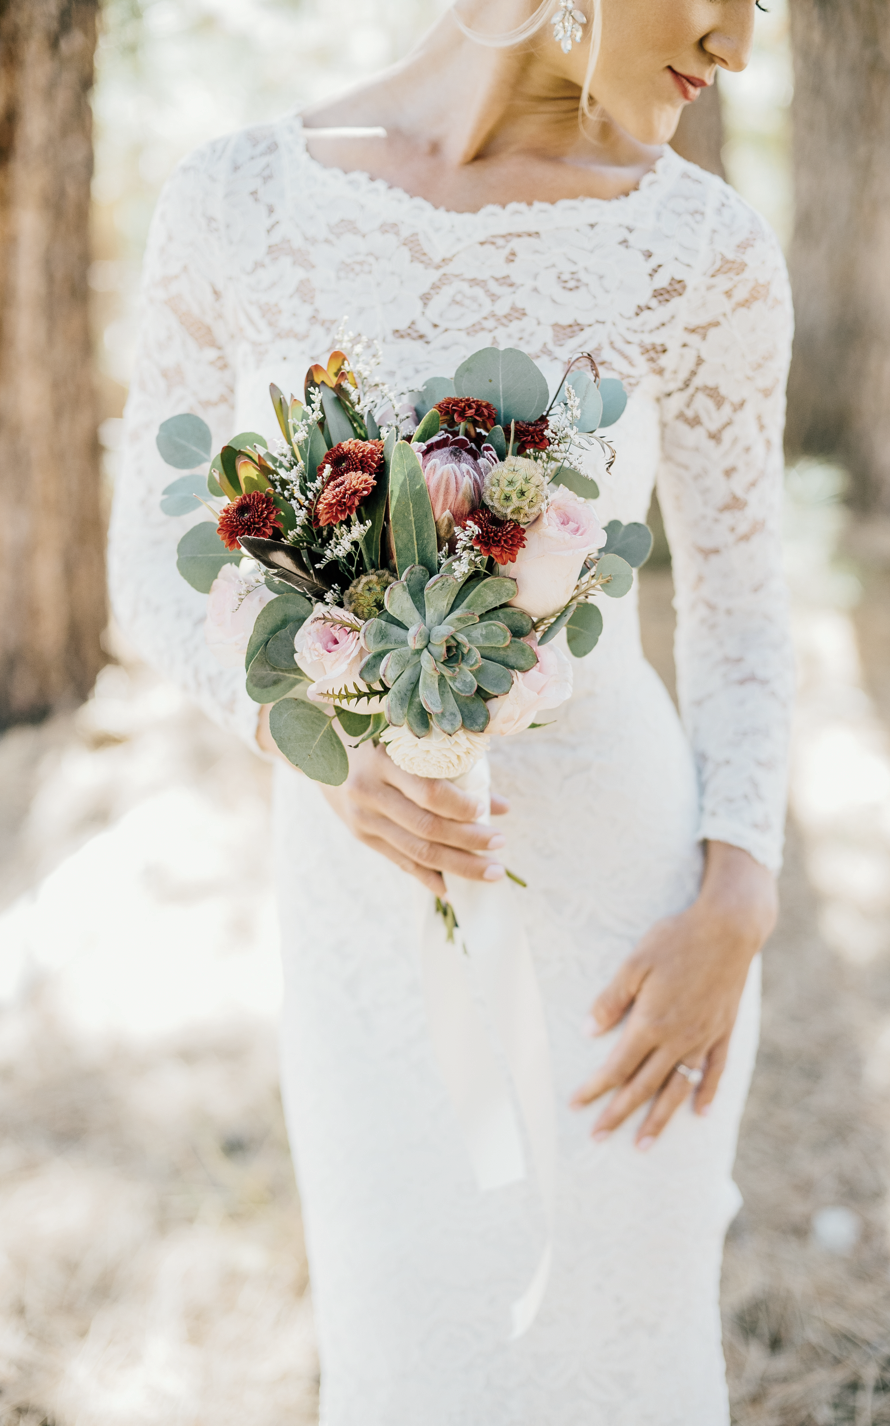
[110, 112, 793, 1426]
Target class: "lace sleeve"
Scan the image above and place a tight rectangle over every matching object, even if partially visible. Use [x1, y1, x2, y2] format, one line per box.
[107, 141, 262, 751]
[657, 185, 794, 872]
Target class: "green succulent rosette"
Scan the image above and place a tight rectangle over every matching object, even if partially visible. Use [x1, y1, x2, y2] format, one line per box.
[359, 563, 537, 738]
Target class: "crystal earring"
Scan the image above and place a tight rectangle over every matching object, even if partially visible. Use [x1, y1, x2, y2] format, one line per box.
[551, 0, 587, 53]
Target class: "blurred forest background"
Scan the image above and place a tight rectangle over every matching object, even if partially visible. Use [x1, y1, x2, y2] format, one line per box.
[2, 2, 890, 1423]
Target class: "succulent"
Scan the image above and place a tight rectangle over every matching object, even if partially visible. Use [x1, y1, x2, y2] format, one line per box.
[344, 569, 397, 621]
[359, 564, 537, 737]
[482, 455, 548, 525]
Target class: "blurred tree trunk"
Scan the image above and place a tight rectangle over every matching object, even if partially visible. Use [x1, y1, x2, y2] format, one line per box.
[786, 0, 890, 511]
[670, 80, 726, 179]
[0, 0, 104, 727]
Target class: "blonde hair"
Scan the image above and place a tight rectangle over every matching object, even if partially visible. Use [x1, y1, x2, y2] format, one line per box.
[451, 0, 603, 124]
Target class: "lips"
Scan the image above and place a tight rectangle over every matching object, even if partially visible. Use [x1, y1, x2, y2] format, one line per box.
[668, 68, 709, 103]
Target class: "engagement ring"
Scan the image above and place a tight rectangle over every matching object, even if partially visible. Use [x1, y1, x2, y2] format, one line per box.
[675, 1063, 704, 1087]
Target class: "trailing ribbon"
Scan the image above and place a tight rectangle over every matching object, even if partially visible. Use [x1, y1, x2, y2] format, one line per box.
[419, 757, 557, 1338]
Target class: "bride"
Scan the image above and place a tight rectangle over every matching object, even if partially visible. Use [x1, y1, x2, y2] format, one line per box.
[110, 0, 792, 1420]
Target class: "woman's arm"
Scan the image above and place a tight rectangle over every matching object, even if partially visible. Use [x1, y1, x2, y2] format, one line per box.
[573, 186, 794, 1142]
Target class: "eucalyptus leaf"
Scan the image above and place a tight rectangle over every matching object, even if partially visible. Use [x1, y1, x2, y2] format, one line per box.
[175, 522, 239, 593]
[320, 384, 355, 446]
[389, 442, 438, 578]
[549, 464, 600, 500]
[601, 519, 653, 568]
[335, 707, 373, 737]
[454, 347, 549, 425]
[160, 473, 212, 516]
[554, 371, 603, 433]
[265, 622, 304, 672]
[244, 592, 313, 671]
[487, 424, 507, 462]
[245, 647, 306, 703]
[596, 552, 634, 598]
[415, 376, 456, 418]
[412, 408, 441, 444]
[156, 413, 212, 470]
[598, 378, 628, 429]
[269, 699, 349, 785]
[566, 601, 604, 657]
[537, 602, 576, 646]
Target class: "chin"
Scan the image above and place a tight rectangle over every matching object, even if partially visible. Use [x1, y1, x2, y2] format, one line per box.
[617, 102, 684, 149]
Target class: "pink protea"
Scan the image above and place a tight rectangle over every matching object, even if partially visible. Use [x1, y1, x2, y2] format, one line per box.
[413, 432, 498, 522]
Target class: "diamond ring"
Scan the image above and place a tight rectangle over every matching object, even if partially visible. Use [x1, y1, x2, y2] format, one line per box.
[675, 1062, 704, 1088]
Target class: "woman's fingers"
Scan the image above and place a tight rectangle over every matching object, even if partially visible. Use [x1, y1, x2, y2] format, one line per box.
[570, 1016, 658, 1109]
[490, 792, 510, 817]
[370, 782, 505, 857]
[362, 834, 446, 898]
[695, 1036, 729, 1116]
[357, 810, 505, 884]
[634, 1059, 706, 1147]
[588, 954, 648, 1036]
[383, 759, 489, 824]
[586, 1047, 679, 1136]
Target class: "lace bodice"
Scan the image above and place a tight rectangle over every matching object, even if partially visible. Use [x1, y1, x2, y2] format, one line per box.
[110, 111, 793, 871]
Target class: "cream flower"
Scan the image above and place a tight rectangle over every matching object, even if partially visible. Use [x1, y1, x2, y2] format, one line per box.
[205, 560, 274, 669]
[382, 723, 490, 779]
[294, 604, 370, 705]
[485, 635, 573, 736]
[499, 484, 605, 619]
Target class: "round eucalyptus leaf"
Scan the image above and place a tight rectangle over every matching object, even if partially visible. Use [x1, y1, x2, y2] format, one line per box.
[244, 592, 312, 672]
[596, 552, 634, 598]
[601, 519, 653, 568]
[562, 372, 603, 432]
[160, 473, 211, 516]
[550, 464, 599, 501]
[246, 648, 305, 703]
[269, 699, 349, 785]
[416, 376, 456, 418]
[336, 707, 373, 737]
[598, 378, 628, 429]
[175, 522, 239, 593]
[566, 602, 603, 657]
[156, 413, 212, 470]
[454, 347, 549, 424]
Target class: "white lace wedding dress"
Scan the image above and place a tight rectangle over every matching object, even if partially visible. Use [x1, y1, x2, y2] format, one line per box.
[110, 113, 793, 1426]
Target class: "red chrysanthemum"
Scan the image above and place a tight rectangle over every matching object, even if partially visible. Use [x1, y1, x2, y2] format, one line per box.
[459, 507, 527, 565]
[313, 439, 384, 527]
[217, 489, 282, 551]
[513, 417, 550, 454]
[434, 397, 498, 432]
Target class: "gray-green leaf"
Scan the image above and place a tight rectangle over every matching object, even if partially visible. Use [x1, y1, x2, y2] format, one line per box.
[453, 346, 549, 425]
[596, 552, 634, 598]
[566, 601, 604, 657]
[598, 378, 628, 429]
[244, 592, 313, 671]
[176, 522, 239, 593]
[269, 699, 349, 785]
[549, 464, 600, 501]
[389, 442, 438, 578]
[601, 519, 653, 568]
[160, 473, 212, 516]
[157, 413, 212, 470]
[246, 648, 306, 703]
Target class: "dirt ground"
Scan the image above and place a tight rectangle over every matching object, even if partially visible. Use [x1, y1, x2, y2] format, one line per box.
[0, 511, 888, 1425]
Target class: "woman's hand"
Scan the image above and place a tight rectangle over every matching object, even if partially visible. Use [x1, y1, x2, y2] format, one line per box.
[570, 842, 777, 1148]
[258, 706, 508, 897]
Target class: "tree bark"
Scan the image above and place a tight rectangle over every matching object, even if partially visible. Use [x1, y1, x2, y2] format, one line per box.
[0, 0, 104, 727]
[786, 0, 890, 511]
[670, 80, 726, 179]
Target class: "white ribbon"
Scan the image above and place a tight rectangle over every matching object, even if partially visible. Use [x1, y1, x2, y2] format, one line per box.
[419, 757, 557, 1338]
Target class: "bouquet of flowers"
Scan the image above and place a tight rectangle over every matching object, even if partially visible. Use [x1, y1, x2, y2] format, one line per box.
[156, 340, 651, 788]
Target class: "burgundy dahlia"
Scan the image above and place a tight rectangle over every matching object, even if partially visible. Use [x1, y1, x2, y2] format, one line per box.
[217, 490, 283, 551]
[434, 397, 498, 434]
[459, 507, 527, 565]
[513, 417, 550, 454]
[313, 439, 384, 527]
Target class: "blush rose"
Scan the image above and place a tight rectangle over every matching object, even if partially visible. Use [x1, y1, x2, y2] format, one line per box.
[499, 485, 605, 619]
[485, 635, 574, 736]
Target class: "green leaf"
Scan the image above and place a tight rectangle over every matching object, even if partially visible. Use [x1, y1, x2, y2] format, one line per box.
[566, 601, 604, 657]
[176, 522, 239, 593]
[219, 446, 242, 499]
[156, 413, 212, 470]
[487, 424, 507, 461]
[465, 621, 511, 648]
[320, 385, 355, 446]
[207, 460, 225, 497]
[269, 699, 349, 785]
[160, 474, 212, 516]
[479, 640, 538, 672]
[265, 622, 303, 672]
[335, 707, 373, 736]
[358, 445, 388, 570]
[245, 648, 306, 703]
[406, 681, 431, 737]
[553, 371, 603, 433]
[358, 649, 387, 684]
[596, 552, 634, 598]
[385, 662, 422, 724]
[474, 658, 514, 695]
[412, 408, 441, 444]
[549, 464, 599, 500]
[389, 442, 438, 578]
[598, 378, 628, 429]
[452, 690, 490, 731]
[270, 384, 290, 442]
[601, 519, 653, 568]
[416, 376, 455, 418]
[423, 572, 461, 627]
[538, 602, 576, 646]
[305, 423, 328, 483]
[229, 430, 268, 453]
[453, 347, 549, 425]
[495, 607, 534, 637]
[431, 679, 461, 735]
[454, 576, 518, 616]
[363, 619, 408, 653]
[244, 592, 313, 671]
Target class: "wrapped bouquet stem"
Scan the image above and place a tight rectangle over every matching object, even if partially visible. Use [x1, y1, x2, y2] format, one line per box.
[155, 338, 653, 1332]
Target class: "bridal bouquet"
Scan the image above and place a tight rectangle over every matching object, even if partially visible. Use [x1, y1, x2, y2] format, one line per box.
[156, 341, 651, 787]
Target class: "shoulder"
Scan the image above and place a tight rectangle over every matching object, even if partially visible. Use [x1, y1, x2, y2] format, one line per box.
[661, 156, 789, 298]
[153, 114, 296, 232]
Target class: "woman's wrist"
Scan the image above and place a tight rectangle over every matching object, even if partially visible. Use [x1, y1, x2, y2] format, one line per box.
[698, 840, 778, 949]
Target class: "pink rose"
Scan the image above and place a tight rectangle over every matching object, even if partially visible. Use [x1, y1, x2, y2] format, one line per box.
[293, 605, 368, 704]
[414, 433, 497, 522]
[486, 635, 574, 736]
[499, 485, 605, 619]
[205, 562, 274, 668]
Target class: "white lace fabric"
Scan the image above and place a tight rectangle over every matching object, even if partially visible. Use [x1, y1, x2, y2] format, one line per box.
[109, 113, 794, 1426]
